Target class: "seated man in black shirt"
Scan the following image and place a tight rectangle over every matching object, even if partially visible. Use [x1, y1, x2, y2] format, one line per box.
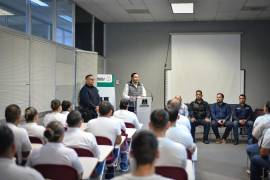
[189, 90, 211, 144]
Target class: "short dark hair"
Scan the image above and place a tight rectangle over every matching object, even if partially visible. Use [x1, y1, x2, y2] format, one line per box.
[24, 107, 38, 123]
[265, 101, 270, 112]
[62, 100, 72, 111]
[5, 104, 21, 123]
[44, 121, 64, 142]
[67, 110, 82, 127]
[85, 74, 93, 79]
[239, 94, 246, 98]
[196, 90, 202, 94]
[150, 109, 169, 130]
[131, 130, 158, 166]
[99, 101, 114, 116]
[119, 99, 129, 110]
[0, 125, 14, 155]
[51, 99, 61, 111]
[165, 107, 179, 123]
[217, 93, 224, 98]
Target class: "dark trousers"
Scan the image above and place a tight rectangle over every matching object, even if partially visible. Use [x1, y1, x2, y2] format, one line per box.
[250, 155, 270, 180]
[191, 119, 210, 141]
[211, 121, 233, 139]
[233, 120, 253, 141]
[79, 108, 98, 122]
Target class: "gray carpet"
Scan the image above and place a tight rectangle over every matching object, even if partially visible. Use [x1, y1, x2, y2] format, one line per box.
[195, 141, 249, 180]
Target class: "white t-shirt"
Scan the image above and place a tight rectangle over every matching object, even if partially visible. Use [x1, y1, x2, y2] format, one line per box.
[85, 116, 121, 145]
[20, 122, 45, 141]
[61, 111, 70, 121]
[166, 125, 194, 151]
[111, 116, 126, 132]
[114, 109, 142, 129]
[7, 123, 32, 164]
[252, 114, 270, 144]
[179, 103, 189, 117]
[113, 173, 171, 180]
[0, 158, 44, 180]
[43, 112, 67, 127]
[63, 127, 100, 158]
[261, 128, 270, 149]
[176, 115, 191, 132]
[27, 142, 83, 175]
[155, 137, 187, 168]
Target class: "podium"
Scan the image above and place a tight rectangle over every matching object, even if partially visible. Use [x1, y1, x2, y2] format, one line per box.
[135, 96, 152, 129]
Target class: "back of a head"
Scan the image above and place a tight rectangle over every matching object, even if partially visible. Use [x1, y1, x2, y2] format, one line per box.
[119, 98, 129, 110]
[99, 101, 114, 116]
[150, 109, 169, 130]
[0, 125, 14, 156]
[62, 100, 72, 111]
[51, 99, 61, 111]
[44, 121, 64, 142]
[5, 104, 21, 124]
[131, 130, 158, 166]
[67, 110, 82, 127]
[167, 98, 181, 111]
[24, 107, 38, 123]
[165, 106, 179, 123]
[265, 101, 270, 113]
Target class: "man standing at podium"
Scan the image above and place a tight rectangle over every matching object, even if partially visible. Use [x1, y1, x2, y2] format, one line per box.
[122, 73, 146, 112]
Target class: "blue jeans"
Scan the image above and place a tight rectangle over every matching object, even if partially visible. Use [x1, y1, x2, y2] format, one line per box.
[105, 148, 120, 179]
[120, 140, 129, 171]
[233, 120, 253, 142]
[246, 144, 259, 160]
[250, 155, 270, 180]
[191, 119, 210, 141]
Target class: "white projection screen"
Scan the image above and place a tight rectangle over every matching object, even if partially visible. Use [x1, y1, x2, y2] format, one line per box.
[167, 33, 241, 104]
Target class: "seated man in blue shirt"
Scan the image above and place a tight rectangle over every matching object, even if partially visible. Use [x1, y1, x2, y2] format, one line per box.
[232, 94, 253, 145]
[211, 93, 233, 144]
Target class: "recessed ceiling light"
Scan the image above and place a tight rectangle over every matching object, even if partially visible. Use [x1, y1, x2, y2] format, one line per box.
[0, 8, 14, 16]
[30, 0, 48, 7]
[171, 3, 194, 14]
[59, 15, 72, 22]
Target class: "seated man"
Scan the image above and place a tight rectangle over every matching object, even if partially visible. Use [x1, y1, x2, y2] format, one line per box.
[85, 101, 122, 179]
[0, 125, 44, 180]
[113, 130, 170, 180]
[211, 93, 233, 144]
[247, 101, 270, 160]
[250, 128, 270, 180]
[149, 109, 187, 168]
[232, 94, 253, 145]
[189, 90, 211, 144]
[165, 107, 196, 154]
[63, 110, 100, 158]
[5, 104, 32, 165]
[174, 95, 189, 117]
[114, 98, 142, 129]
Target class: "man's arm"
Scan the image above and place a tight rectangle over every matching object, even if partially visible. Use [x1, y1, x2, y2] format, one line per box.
[210, 104, 217, 121]
[205, 102, 211, 119]
[225, 104, 231, 122]
[79, 88, 96, 109]
[232, 107, 239, 122]
[122, 84, 130, 99]
[141, 84, 146, 97]
[188, 102, 194, 118]
[115, 135, 122, 145]
[246, 106, 253, 121]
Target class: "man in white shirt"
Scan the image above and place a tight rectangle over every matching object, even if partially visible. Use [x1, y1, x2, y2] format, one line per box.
[250, 128, 270, 180]
[122, 73, 146, 112]
[0, 125, 44, 180]
[247, 101, 270, 159]
[20, 107, 45, 143]
[63, 110, 100, 158]
[113, 130, 170, 180]
[174, 95, 189, 117]
[61, 100, 72, 120]
[149, 109, 187, 168]
[165, 107, 196, 154]
[43, 99, 66, 127]
[5, 104, 32, 165]
[85, 101, 122, 179]
[114, 98, 142, 129]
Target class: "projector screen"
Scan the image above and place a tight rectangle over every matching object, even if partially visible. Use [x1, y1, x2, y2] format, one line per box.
[167, 33, 241, 104]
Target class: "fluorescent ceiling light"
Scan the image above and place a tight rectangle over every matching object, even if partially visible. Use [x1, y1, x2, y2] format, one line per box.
[0, 8, 14, 16]
[30, 0, 48, 7]
[171, 3, 194, 13]
[59, 15, 72, 22]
